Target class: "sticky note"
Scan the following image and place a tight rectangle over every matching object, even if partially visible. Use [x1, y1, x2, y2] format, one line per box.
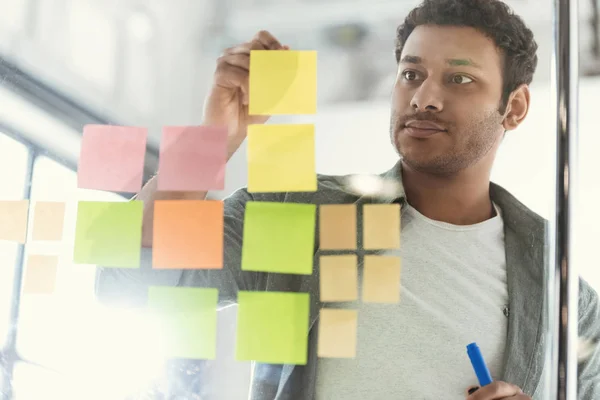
[319, 255, 358, 302]
[363, 204, 400, 249]
[31, 201, 66, 241]
[242, 202, 316, 275]
[22, 255, 59, 294]
[157, 126, 227, 192]
[0, 200, 29, 243]
[153, 200, 223, 269]
[236, 291, 309, 364]
[247, 124, 316, 193]
[319, 204, 356, 250]
[362, 255, 401, 303]
[73, 201, 143, 268]
[318, 309, 358, 358]
[248, 50, 317, 115]
[148, 287, 218, 359]
[77, 125, 147, 192]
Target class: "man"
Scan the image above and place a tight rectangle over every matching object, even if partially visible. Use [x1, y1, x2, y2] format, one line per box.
[97, 0, 600, 399]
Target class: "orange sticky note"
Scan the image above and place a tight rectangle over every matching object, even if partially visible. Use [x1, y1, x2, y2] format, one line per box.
[23, 255, 59, 294]
[319, 204, 356, 250]
[31, 202, 66, 241]
[157, 126, 228, 191]
[153, 200, 224, 269]
[77, 125, 147, 193]
[0, 200, 29, 243]
[362, 255, 401, 303]
[317, 309, 358, 358]
[319, 255, 358, 302]
[362, 204, 400, 249]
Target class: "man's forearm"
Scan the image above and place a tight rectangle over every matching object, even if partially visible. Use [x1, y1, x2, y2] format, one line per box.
[137, 175, 208, 247]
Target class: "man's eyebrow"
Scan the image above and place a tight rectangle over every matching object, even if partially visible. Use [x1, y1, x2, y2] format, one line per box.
[446, 58, 481, 68]
[400, 55, 482, 69]
[400, 55, 422, 64]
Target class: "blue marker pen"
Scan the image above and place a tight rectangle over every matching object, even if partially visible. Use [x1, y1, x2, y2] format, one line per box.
[467, 342, 493, 387]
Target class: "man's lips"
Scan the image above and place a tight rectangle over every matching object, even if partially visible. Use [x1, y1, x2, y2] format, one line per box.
[402, 120, 447, 138]
[404, 120, 447, 131]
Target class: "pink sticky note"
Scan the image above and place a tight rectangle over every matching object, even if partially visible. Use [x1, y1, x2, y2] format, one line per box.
[157, 126, 227, 192]
[78, 125, 147, 193]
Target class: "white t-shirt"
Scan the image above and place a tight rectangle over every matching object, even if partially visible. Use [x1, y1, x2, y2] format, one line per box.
[315, 203, 508, 399]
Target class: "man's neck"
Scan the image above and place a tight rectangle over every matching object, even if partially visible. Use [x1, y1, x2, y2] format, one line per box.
[400, 161, 494, 225]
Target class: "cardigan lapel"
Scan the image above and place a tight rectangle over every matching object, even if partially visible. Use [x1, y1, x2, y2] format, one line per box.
[491, 183, 547, 395]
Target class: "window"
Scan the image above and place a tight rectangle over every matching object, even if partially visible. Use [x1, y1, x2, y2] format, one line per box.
[0, 132, 29, 348]
[12, 156, 164, 399]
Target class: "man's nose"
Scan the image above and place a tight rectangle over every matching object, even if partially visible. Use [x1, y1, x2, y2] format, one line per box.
[410, 80, 443, 112]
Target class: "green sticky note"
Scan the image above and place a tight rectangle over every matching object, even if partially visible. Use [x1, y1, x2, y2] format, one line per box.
[73, 201, 143, 268]
[148, 287, 218, 359]
[241, 202, 316, 275]
[236, 291, 309, 364]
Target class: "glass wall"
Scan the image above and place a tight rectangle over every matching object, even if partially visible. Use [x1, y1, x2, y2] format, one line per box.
[0, 0, 598, 399]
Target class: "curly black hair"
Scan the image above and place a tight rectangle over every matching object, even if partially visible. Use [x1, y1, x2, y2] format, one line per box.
[395, 0, 538, 113]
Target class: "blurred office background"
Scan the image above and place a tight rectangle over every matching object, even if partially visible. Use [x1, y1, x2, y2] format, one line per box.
[0, 0, 599, 398]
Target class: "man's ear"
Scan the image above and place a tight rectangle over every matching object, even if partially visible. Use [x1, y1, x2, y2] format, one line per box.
[502, 84, 531, 131]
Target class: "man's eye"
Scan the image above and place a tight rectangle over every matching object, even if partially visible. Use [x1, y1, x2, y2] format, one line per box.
[451, 74, 474, 84]
[403, 70, 418, 81]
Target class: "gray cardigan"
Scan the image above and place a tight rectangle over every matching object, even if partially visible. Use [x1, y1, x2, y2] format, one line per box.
[96, 163, 600, 399]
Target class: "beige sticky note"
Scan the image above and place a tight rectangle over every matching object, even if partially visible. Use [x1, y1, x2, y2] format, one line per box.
[362, 204, 400, 249]
[23, 255, 59, 294]
[0, 200, 29, 243]
[32, 202, 66, 241]
[318, 308, 358, 358]
[320, 255, 358, 302]
[319, 205, 356, 250]
[362, 255, 401, 303]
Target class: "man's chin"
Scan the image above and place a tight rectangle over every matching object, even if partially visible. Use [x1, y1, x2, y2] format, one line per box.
[398, 152, 456, 175]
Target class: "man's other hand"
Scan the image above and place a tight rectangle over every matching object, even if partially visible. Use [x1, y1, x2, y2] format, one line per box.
[466, 382, 531, 399]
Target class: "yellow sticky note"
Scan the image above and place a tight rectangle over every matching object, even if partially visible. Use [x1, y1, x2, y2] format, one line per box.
[31, 202, 66, 241]
[318, 309, 358, 358]
[319, 204, 356, 250]
[362, 255, 401, 303]
[249, 50, 317, 115]
[23, 255, 59, 294]
[247, 124, 316, 193]
[0, 200, 29, 243]
[319, 255, 358, 302]
[363, 204, 401, 249]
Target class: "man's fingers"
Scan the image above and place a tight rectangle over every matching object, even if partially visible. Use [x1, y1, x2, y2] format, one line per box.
[253, 30, 284, 50]
[216, 54, 250, 72]
[466, 381, 523, 399]
[224, 39, 268, 56]
[224, 30, 284, 57]
[214, 30, 286, 105]
[213, 62, 249, 103]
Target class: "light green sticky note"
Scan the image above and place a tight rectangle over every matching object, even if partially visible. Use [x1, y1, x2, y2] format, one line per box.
[148, 287, 218, 360]
[236, 291, 309, 365]
[241, 202, 316, 275]
[73, 201, 143, 268]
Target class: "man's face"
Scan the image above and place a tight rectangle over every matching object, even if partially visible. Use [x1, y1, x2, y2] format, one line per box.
[390, 25, 506, 175]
